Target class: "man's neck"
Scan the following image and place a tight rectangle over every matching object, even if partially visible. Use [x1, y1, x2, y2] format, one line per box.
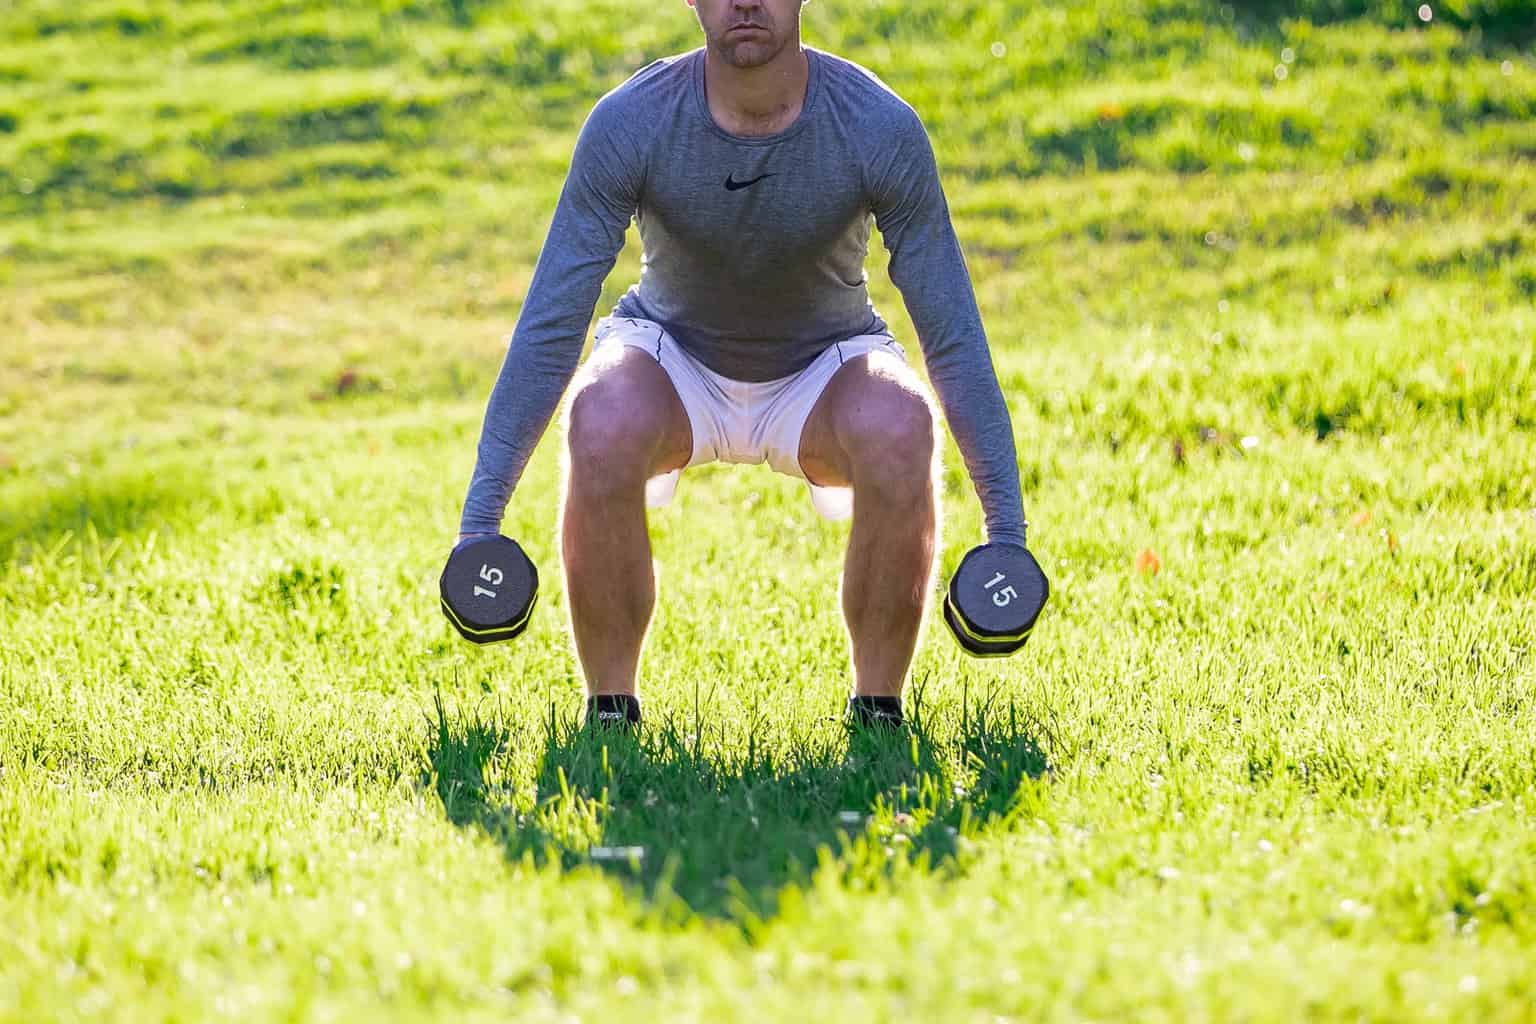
[702, 41, 809, 138]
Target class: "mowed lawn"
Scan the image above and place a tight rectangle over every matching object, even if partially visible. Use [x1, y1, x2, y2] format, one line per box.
[3, 1, 1535, 1019]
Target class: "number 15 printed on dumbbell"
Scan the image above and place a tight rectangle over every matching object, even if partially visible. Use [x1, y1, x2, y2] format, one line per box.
[984, 570, 1020, 607]
[472, 563, 505, 601]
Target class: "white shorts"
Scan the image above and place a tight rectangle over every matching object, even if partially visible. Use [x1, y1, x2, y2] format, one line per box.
[590, 316, 908, 520]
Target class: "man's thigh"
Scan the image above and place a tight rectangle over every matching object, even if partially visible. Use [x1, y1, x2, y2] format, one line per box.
[566, 343, 694, 478]
[797, 348, 936, 488]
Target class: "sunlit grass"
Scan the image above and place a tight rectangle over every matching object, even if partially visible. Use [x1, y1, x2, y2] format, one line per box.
[2, 0, 1534, 1019]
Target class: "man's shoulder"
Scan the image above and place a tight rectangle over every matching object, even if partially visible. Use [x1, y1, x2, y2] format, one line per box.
[592, 49, 696, 118]
[813, 48, 923, 129]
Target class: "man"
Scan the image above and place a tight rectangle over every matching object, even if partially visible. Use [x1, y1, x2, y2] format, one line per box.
[457, 0, 1027, 730]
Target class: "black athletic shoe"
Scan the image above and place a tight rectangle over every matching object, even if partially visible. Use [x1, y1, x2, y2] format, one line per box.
[585, 694, 641, 730]
[846, 695, 904, 731]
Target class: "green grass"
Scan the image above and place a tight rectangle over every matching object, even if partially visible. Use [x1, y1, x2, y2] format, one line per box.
[3, 0, 1535, 1019]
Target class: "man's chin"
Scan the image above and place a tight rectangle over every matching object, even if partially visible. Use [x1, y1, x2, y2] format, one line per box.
[718, 39, 779, 68]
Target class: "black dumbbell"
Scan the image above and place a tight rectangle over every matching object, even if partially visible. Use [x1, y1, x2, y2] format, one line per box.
[942, 543, 1049, 658]
[439, 535, 539, 645]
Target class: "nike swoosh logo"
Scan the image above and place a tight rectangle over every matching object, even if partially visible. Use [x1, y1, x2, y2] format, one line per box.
[724, 172, 775, 191]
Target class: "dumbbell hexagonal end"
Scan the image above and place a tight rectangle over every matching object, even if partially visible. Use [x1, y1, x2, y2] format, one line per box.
[439, 535, 539, 645]
[943, 543, 1049, 658]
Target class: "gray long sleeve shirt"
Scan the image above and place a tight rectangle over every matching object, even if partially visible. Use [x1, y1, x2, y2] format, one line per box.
[460, 47, 1026, 545]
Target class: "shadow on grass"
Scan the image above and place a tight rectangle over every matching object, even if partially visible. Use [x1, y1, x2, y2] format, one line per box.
[2, 492, 174, 568]
[425, 689, 1052, 920]
[0, 464, 211, 564]
[1, 458, 297, 565]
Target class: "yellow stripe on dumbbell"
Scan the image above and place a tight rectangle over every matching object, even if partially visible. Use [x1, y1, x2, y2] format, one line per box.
[441, 593, 538, 639]
[943, 595, 1036, 645]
